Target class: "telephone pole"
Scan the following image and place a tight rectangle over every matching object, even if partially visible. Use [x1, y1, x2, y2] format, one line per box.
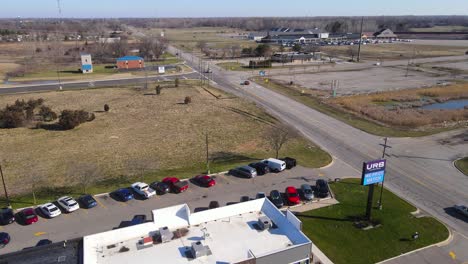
[377, 137, 391, 209]
[357, 17, 364, 62]
[205, 133, 210, 174]
[0, 163, 11, 208]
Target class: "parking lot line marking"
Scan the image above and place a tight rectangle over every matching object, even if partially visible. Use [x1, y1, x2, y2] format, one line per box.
[449, 251, 456, 260]
[119, 202, 128, 207]
[34, 232, 47, 237]
[318, 173, 325, 177]
[0, 226, 3, 230]
[95, 198, 107, 209]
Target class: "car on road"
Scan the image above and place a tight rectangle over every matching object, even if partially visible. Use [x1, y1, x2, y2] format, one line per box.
[315, 179, 330, 198]
[114, 188, 134, 202]
[248, 162, 270, 175]
[280, 157, 297, 169]
[301, 184, 314, 201]
[0, 232, 10, 249]
[0, 208, 15, 225]
[228, 166, 257, 178]
[256, 192, 266, 199]
[193, 175, 216, 187]
[130, 215, 147, 226]
[262, 158, 286, 172]
[131, 182, 156, 199]
[78, 195, 97, 209]
[150, 181, 170, 195]
[40, 203, 61, 218]
[269, 190, 284, 208]
[57, 196, 80, 213]
[285, 186, 300, 205]
[162, 177, 189, 193]
[18, 208, 38, 225]
[454, 205, 468, 217]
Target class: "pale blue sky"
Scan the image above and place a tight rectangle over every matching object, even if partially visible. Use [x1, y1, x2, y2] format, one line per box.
[1, 0, 467, 18]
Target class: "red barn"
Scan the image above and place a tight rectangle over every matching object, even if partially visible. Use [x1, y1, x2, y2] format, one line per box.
[116, 56, 144, 69]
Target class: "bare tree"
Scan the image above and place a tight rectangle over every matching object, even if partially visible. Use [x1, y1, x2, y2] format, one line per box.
[126, 157, 158, 182]
[139, 37, 168, 61]
[110, 40, 129, 58]
[68, 162, 100, 194]
[264, 124, 298, 159]
[347, 46, 357, 61]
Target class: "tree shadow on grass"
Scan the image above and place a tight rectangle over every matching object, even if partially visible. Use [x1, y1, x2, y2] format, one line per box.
[295, 213, 353, 222]
[211, 152, 257, 164]
[35, 123, 65, 131]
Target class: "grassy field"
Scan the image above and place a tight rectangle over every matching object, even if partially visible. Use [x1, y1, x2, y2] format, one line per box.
[409, 26, 468, 32]
[322, 43, 467, 60]
[455, 157, 468, 176]
[0, 81, 331, 208]
[252, 77, 465, 137]
[299, 178, 449, 264]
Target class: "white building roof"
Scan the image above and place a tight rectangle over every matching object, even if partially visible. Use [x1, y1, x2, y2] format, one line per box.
[83, 199, 311, 264]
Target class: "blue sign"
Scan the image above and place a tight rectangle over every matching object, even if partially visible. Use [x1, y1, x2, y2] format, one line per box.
[361, 159, 386, 186]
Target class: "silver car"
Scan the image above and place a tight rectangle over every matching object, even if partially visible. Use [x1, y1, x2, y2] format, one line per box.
[301, 184, 314, 201]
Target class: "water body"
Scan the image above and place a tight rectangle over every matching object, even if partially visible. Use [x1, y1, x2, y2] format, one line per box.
[421, 99, 468, 110]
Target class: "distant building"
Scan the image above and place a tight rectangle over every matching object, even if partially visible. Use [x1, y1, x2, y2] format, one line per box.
[98, 37, 121, 44]
[260, 28, 329, 45]
[271, 52, 321, 63]
[116, 56, 144, 70]
[80, 54, 93, 74]
[373, 29, 398, 40]
[248, 32, 268, 41]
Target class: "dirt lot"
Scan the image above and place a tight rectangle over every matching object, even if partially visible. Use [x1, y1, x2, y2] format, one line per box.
[0, 82, 330, 195]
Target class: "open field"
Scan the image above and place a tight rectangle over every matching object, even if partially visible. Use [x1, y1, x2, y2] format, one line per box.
[410, 26, 468, 32]
[299, 178, 449, 264]
[322, 43, 467, 60]
[0, 81, 331, 202]
[455, 157, 468, 176]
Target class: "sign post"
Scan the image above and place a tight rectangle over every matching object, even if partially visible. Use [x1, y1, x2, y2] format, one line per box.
[361, 159, 386, 221]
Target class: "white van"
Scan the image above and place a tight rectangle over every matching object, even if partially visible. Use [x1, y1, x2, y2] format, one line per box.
[262, 158, 286, 172]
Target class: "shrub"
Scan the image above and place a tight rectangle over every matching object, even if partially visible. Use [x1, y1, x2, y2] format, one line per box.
[155, 85, 162, 95]
[175, 78, 180, 87]
[58, 110, 93, 130]
[184, 96, 192, 104]
[39, 106, 58, 121]
[104, 104, 110, 112]
[0, 109, 25, 128]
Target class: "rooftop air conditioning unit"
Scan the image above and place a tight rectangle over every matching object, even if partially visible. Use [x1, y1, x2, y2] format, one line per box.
[159, 226, 174, 243]
[191, 241, 212, 259]
[258, 216, 272, 231]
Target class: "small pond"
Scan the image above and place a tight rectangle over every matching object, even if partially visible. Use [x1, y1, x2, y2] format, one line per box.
[421, 99, 468, 110]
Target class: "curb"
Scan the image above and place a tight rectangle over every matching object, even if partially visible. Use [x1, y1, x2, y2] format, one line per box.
[453, 158, 468, 176]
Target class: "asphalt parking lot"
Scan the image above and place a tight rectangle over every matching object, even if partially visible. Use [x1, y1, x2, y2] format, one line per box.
[0, 165, 333, 254]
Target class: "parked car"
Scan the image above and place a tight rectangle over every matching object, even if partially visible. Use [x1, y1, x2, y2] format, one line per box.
[131, 182, 156, 199]
[248, 162, 270, 175]
[0, 208, 15, 225]
[78, 195, 97, 209]
[301, 184, 314, 201]
[40, 203, 61, 218]
[0, 232, 10, 249]
[18, 208, 38, 225]
[280, 157, 297, 169]
[240, 196, 250, 202]
[285, 186, 300, 205]
[262, 158, 286, 172]
[130, 215, 147, 226]
[454, 205, 468, 217]
[193, 175, 216, 187]
[114, 188, 134, 202]
[269, 190, 284, 208]
[242, 80, 250, 85]
[228, 166, 257, 178]
[256, 192, 266, 199]
[209, 201, 220, 209]
[162, 177, 189, 193]
[150, 181, 170, 195]
[36, 239, 52, 247]
[57, 196, 80, 213]
[315, 179, 330, 198]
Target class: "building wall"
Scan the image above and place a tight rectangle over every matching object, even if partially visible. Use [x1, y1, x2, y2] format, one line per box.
[117, 59, 144, 69]
[81, 54, 93, 73]
[255, 243, 312, 264]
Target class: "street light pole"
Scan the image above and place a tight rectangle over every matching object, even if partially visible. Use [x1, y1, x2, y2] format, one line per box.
[378, 137, 391, 209]
[0, 163, 11, 208]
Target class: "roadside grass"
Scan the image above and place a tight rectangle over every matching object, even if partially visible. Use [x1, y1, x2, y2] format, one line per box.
[299, 178, 449, 264]
[11, 64, 119, 80]
[454, 157, 468, 176]
[252, 77, 465, 137]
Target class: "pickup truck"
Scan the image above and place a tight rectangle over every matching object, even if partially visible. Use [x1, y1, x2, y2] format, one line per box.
[131, 182, 156, 199]
[162, 177, 189, 193]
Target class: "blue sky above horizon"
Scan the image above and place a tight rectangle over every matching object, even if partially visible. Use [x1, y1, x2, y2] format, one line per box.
[0, 0, 467, 18]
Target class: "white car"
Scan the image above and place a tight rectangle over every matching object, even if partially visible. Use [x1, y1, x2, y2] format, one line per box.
[131, 182, 156, 199]
[57, 196, 80, 213]
[261, 158, 286, 172]
[40, 203, 61, 218]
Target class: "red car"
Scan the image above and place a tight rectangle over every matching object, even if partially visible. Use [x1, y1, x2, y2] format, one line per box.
[19, 208, 38, 225]
[162, 177, 189, 193]
[285, 186, 300, 205]
[193, 175, 216, 188]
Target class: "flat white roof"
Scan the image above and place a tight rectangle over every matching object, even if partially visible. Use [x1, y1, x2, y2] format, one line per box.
[83, 199, 311, 264]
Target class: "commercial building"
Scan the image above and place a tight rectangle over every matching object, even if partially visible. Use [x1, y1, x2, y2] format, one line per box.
[83, 198, 312, 264]
[116, 56, 145, 70]
[80, 53, 93, 74]
[260, 28, 329, 45]
[271, 52, 321, 63]
[372, 29, 398, 40]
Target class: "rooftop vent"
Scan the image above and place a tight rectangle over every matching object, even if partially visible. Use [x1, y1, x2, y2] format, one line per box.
[190, 241, 212, 259]
[257, 216, 272, 231]
[159, 226, 174, 243]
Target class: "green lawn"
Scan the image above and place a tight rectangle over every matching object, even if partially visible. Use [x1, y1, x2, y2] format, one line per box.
[253, 77, 461, 137]
[299, 178, 449, 264]
[455, 157, 468, 176]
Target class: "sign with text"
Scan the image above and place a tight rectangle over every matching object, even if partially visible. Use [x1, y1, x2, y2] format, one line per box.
[158, 66, 165, 74]
[361, 159, 386, 186]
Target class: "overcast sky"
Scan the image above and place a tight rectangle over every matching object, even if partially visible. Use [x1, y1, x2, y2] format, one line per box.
[1, 0, 467, 18]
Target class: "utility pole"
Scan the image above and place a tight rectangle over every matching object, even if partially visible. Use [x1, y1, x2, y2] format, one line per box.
[0, 163, 11, 208]
[205, 133, 210, 174]
[377, 137, 391, 209]
[357, 17, 364, 62]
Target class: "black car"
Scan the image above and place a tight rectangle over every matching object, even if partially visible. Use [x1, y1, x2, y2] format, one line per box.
[281, 157, 297, 169]
[36, 239, 52, 247]
[0, 208, 15, 225]
[240, 196, 250, 202]
[228, 166, 257, 178]
[248, 162, 270, 175]
[150, 181, 170, 194]
[209, 201, 220, 209]
[0, 232, 10, 248]
[269, 190, 284, 208]
[316, 179, 330, 198]
[78, 195, 97, 209]
[130, 215, 147, 226]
